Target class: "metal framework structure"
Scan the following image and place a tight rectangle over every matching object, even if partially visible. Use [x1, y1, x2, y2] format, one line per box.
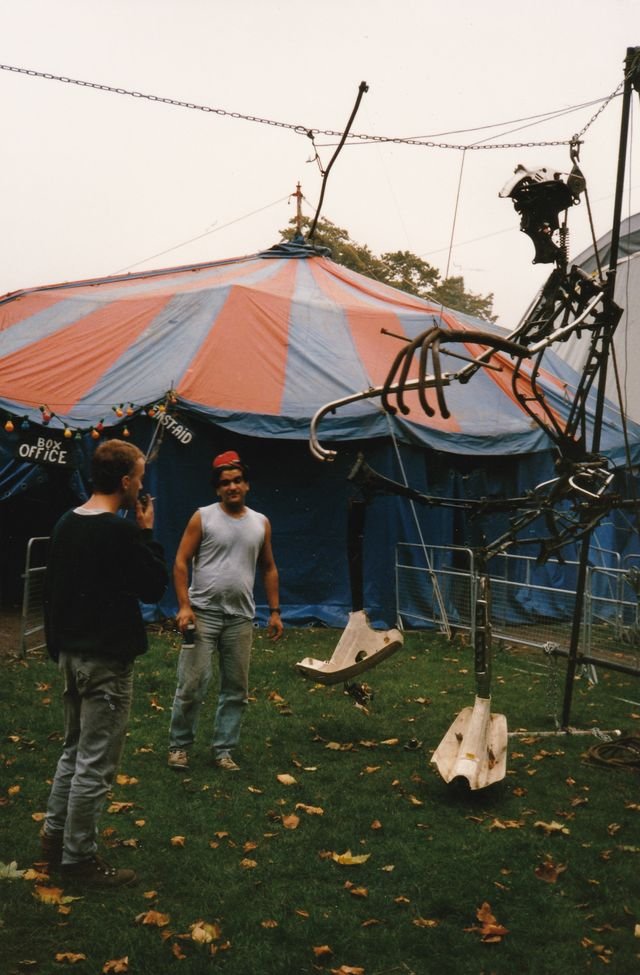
[307, 49, 640, 768]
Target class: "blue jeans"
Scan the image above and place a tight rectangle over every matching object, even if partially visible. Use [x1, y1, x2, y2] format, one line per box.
[168, 609, 254, 758]
[45, 653, 134, 864]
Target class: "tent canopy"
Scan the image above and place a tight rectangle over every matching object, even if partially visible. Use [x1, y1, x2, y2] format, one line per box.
[2, 239, 635, 461]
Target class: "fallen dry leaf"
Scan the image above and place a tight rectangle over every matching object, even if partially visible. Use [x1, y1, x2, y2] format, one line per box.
[22, 868, 50, 882]
[313, 945, 333, 958]
[171, 835, 186, 847]
[345, 882, 368, 898]
[534, 857, 567, 883]
[261, 919, 278, 928]
[330, 966, 365, 975]
[276, 773, 297, 786]
[240, 858, 258, 869]
[381, 738, 399, 746]
[370, 820, 382, 831]
[534, 820, 570, 836]
[190, 920, 221, 943]
[295, 803, 324, 816]
[488, 818, 525, 831]
[282, 814, 300, 830]
[135, 910, 170, 927]
[55, 953, 87, 964]
[33, 885, 72, 905]
[33, 885, 62, 904]
[107, 802, 135, 814]
[332, 850, 371, 866]
[102, 957, 129, 973]
[413, 917, 439, 928]
[0, 860, 25, 879]
[465, 902, 509, 943]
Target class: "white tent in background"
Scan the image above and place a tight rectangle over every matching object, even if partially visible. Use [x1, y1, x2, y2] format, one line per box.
[550, 212, 640, 424]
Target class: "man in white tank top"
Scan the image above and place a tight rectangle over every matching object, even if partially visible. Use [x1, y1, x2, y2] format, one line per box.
[168, 450, 283, 772]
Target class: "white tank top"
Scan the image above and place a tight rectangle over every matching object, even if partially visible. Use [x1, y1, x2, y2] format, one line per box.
[188, 503, 266, 618]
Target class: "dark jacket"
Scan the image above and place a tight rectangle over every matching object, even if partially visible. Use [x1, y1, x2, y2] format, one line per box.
[44, 510, 168, 663]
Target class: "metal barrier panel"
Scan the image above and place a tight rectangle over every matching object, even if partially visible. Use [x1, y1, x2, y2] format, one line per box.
[586, 564, 640, 670]
[396, 544, 640, 671]
[395, 544, 475, 632]
[20, 536, 50, 657]
[488, 552, 581, 653]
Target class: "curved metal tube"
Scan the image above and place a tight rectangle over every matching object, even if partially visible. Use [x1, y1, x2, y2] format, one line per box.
[309, 374, 456, 461]
[310, 327, 531, 461]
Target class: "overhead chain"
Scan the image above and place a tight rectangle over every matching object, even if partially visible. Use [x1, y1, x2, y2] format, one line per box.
[0, 62, 620, 152]
[571, 78, 625, 142]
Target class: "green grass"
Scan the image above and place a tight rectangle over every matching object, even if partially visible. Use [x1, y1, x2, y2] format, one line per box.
[1, 626, 639, 974]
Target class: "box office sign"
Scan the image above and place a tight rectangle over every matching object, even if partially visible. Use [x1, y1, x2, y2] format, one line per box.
[15, 431, 80, 468]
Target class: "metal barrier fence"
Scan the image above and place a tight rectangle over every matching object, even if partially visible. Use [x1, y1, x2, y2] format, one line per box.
[395, 542, 640, 673]
[20, 536, 49, 657]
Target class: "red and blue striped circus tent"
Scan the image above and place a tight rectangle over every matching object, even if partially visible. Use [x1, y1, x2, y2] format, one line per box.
[3, 236, 635, 455]
[1, 239, 637, 624]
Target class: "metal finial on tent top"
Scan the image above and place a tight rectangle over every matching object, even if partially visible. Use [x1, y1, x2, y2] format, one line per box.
[292, 182, 304, 235]
[258, 236, 331, 260]
[259, 182, 332, 259]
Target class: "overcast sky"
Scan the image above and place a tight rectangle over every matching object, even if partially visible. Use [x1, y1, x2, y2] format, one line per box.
[0, 0, 638, 326]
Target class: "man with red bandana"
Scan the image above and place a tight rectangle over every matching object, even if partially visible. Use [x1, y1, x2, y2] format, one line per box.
[168, 450, 283, 772]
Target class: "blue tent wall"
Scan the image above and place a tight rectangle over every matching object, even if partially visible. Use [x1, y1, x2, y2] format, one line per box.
[1, 412, 638, 627]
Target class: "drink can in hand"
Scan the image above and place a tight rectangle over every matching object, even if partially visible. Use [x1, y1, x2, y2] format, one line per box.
[182, 623, 196, 649]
